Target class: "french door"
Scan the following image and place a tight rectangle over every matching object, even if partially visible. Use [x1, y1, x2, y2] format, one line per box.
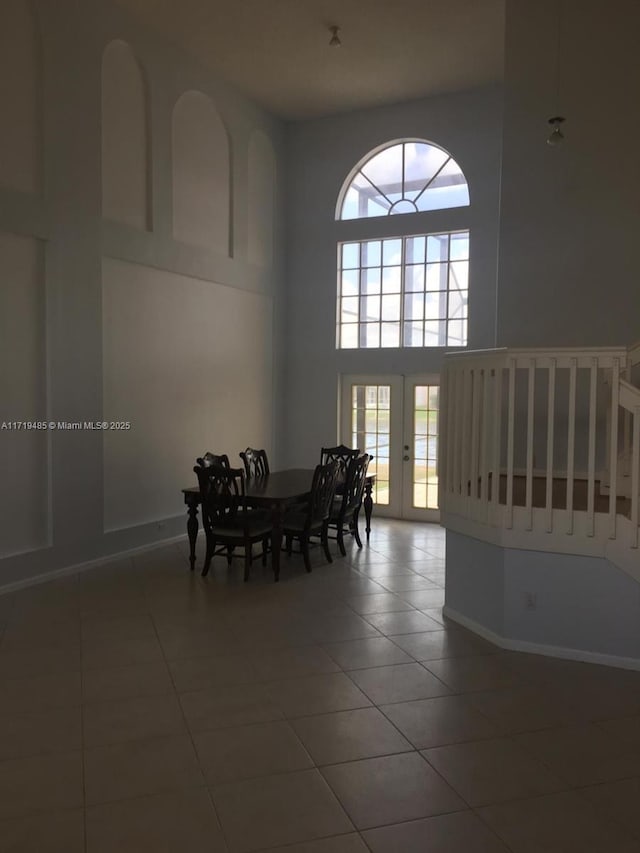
[340, 374, 441, 521]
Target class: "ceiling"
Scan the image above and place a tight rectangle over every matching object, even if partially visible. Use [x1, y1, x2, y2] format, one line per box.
[115, 0, 505, 120]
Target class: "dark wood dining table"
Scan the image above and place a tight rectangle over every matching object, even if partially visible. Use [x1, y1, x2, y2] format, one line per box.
[181, 468, 375, 580]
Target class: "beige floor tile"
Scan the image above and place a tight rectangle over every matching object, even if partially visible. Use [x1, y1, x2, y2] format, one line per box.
[266, 672, 371, 718]
[0, 706, 82, 761]
[423, 656, 527, 693]
[86, 788, 227, 853]
[307, 613, 382, 644]
[81, 634, 164, 670]
[0, 646, 81, 680]
[423, 737, 566, 807]
[597, 713, 640, 748]
[377, 575, 439, 592]
[157, 626, 239, 661]
[363, 610, 443, 635]
[579, 776, 640, 840]
[194, 719, 313, 784]
[83, 694, 186, 747]
[478, 789, 639, 852]
[389, 628, 498, 661]
[259, 836, 369, 853]
[292, 707, 412, 765]
[348, 663, 450, 705]
[212, 768, 353, 852]
[362, 810, 511, 852]
[397, 588, 445, 609]
[381, 695, 499, 749]
[82, 661, 174, 704]
[81, 612, 156, 639]
[321, 752, 464, 829]
[514, 723, 640, 786]
[0, 617, 80, 652]
[465, 684, 583, 734]
[0, 750, 83, 820]
[345, 593, 414, 615]
[180, 683, 284, 732]
[0, 809, 85, 853]
[322, 637, 413, 670]
[0, 670, 81, 714]
[251, 645, 340, 680]
[168, 653, 257, 692]
[85, 733, 204, 804]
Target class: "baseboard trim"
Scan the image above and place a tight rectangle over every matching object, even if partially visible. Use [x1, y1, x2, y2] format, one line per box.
[443, 605, 640, 672]
[0, 533, 196, 598]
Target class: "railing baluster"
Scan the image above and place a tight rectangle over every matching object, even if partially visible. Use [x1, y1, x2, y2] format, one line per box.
[608, 360, 620, 539]
[491, 364, 502, 507]
[546, 359, 556, 533]
[632, 406, 640, 548]
[525, 359, 535, 531]
[461, 369, 472, 500]
[471, 368, 481, 500]
[506, 359, 516, 529]
[452, 367, 462, 495]
[566, 359, 577, 535]
[480, 368, 491, 507]
[586, 359, 598, 537]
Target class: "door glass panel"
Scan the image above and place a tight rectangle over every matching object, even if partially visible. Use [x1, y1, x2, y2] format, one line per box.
[351, 384, 391, 505]
[413, 384, 439, 509]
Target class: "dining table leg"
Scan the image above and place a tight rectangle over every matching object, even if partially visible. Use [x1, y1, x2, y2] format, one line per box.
[185, 496, 199, 571]
[363, 480, 374, 542]
[270, 503, 283, 582]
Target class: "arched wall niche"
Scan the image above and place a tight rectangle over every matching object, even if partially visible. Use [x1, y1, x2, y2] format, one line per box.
[0, 0, 40, 194]
[172, 90, 230, 254]
[247, 130, 276, 267]
[101, 39, 150, 229]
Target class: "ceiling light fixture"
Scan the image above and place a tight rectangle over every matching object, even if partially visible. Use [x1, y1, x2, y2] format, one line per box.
[546, 115, 565, 145]
[329, 25, 341, 47]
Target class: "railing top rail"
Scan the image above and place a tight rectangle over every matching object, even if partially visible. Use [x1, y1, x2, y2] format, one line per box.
[444, 345, 628, 364]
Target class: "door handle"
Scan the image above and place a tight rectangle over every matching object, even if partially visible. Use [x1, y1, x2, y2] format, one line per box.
[403, 455, 410, 461]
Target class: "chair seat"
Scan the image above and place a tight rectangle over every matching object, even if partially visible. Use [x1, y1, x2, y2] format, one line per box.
[214, 518, 272, 539]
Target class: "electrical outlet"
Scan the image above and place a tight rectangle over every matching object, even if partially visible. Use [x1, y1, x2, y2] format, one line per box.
[524, 591, 537, 610]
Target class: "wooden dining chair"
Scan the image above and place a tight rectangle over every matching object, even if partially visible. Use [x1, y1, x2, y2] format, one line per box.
[194, 462, 273, 581]
[282, 461, 339, 573]
[239, 447, 270, 478]
[196, 451, 230, 469]
[328, 453, 371, 555]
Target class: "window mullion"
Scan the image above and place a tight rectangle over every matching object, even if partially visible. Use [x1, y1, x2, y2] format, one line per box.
[399, 236, 406, 347]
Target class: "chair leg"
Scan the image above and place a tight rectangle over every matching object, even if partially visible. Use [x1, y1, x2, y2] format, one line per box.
[202, 536, 214, 576]
[301, 535, 312, 573]
[262, 537, 269, 566]
[322, 523, 333, 564]
[336, 525, 347, 557]
[286, 534, 293, 555]
[353, 511, 363, 548]
[226, 546, 234, 565]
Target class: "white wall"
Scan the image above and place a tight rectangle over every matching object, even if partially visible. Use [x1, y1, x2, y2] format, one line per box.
[497, 0, 640, 348]
[0, 0, 285, 590]
[284, 88, 503, 467]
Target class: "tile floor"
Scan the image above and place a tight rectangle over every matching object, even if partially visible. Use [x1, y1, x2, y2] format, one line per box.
[1, 520, 640, 851]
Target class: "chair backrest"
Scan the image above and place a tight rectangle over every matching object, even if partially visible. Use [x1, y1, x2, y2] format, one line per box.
[341, 453, 371, 513]
[196, 451, 230, 469]
[239, 447, 270, 478]
[194, 462, 246, 528]
[320, 444, 360, 484]
[306, 461, 340, 527]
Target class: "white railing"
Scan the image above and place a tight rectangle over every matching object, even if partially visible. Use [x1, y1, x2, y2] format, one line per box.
[439, 345, 640, 578]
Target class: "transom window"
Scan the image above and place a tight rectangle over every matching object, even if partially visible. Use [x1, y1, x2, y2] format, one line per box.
[336, 138, 470, 350]
[338, 232, 468, 349]
[338, 140, 469, 220]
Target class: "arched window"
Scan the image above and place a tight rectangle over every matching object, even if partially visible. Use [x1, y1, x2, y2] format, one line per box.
[336, 139, 470, 349]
